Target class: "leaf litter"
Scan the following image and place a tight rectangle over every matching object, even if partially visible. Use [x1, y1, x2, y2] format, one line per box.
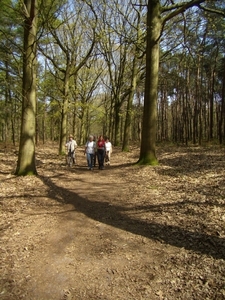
[0, 143, 225, 300]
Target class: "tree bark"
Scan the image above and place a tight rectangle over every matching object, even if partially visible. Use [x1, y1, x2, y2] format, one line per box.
[122, 12, 142, 152]
[138, 0, 161, 165]
[219, 58, 225, 144]
[16, 0, 38, 175]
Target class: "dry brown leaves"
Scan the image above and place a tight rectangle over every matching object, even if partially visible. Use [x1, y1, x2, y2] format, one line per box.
[0, 142, 225, 300]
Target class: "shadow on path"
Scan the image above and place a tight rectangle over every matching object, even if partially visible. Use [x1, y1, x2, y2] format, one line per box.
[39, 173, 225, 261]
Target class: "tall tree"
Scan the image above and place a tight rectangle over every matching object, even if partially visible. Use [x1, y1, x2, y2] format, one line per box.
[122, 2, 145, 151]
[39, 0, 97, 154]
[98, 0, 137, 146]
[15, 0, 38, 175]
[0, 0, 24, 145]
[138, 0, 223, 165]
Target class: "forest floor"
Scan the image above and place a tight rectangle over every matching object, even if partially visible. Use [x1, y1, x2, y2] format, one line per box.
[0, 142, 225, 300]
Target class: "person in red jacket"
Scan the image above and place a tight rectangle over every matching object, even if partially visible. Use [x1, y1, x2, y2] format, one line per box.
[97, 135, 105, 170]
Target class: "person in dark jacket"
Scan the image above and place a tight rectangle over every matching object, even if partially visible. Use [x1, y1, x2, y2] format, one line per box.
[97, 135, 105, 170]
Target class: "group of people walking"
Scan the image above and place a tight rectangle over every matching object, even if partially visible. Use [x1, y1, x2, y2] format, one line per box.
[65, 134, 112, 170]
[84, 135, 112, 170]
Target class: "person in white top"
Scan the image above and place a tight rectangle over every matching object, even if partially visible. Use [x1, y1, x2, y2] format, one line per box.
[65, 134, 77, 164]
[84, 135, 95, 170]
[105, 137, 112, 165]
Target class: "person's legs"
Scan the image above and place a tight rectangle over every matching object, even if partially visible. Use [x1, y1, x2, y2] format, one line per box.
[86, 153, 92, 169]
[72, 151, 75, 164]
[106, 151, 111, 165]
[99, 149, 105, 169]
[103, 151, 106, 168]
[93, 152, 97, 167]
[97, 151, 101, 169]
[105, 151, 109, 164]
[89, 154, 94, 169]
[107, 151, 111, 165]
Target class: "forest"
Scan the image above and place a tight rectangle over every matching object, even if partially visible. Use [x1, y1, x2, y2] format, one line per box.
[0, 1, 225, 165]
[0, 1, 225, 299]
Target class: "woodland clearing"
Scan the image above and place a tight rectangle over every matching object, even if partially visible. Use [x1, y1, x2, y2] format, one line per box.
[0, 142, 225, 300]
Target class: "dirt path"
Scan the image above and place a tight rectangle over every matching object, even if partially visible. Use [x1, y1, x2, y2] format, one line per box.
[1, 144, 225, 299]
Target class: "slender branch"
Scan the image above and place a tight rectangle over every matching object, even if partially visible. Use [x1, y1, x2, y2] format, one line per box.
[162, 0, 205, 25]
[198, 4, 225, 17]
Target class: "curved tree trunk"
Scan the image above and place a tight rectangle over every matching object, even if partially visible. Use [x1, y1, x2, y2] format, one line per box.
[16, 0, 38, 175]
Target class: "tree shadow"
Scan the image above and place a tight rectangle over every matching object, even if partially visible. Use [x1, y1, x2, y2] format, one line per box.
[158, 150, 225, 177]
[38, 173, 225, 260]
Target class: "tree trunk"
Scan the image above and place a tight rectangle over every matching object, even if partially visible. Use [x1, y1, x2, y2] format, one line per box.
[114, 100, 121, 146]
[219, 58, 225, 144]
[16, 0, 38, 176]
[122, 54, 138, 152]
[138, 0, 161, 165]
[59, 64, 70, 154]
[209, 44, 219, 141]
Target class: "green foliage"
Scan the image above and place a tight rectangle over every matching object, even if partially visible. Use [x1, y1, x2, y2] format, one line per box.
[1, 0, 225, 149]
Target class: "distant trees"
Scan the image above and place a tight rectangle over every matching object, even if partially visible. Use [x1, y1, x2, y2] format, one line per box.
[97, 1, 141, 146]
[0, 0, 225, 174]
[138, 0, 224, 165]
[0, 0, 23, 145]
[38, 0, 98, 154]
[156, 1, 225, 146]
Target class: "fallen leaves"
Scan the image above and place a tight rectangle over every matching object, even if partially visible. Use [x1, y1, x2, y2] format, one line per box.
[0, 143, 225, 299]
